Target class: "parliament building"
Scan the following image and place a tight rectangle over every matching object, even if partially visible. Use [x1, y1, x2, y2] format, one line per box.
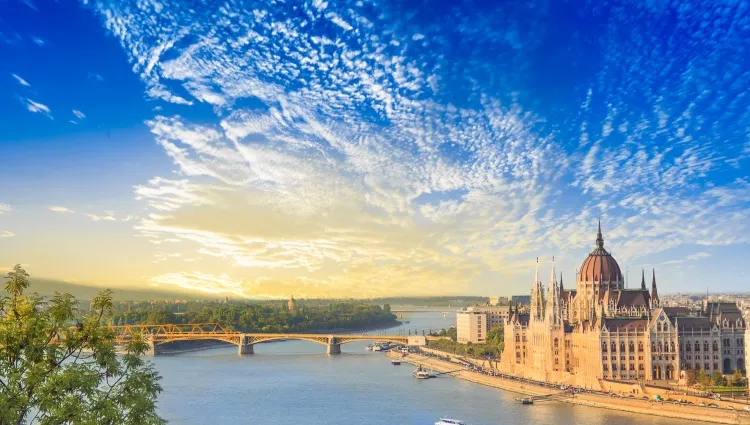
[499, 223, 746, 388]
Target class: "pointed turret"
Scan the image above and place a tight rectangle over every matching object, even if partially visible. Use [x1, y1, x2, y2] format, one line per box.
[650, 269, 659, 308]
[640, 269, 646, 290]
[559, 273, 564, 292]
[546, 257, 562, 326]
[530, 257, 545, 321]
[596, 219, 604, 249]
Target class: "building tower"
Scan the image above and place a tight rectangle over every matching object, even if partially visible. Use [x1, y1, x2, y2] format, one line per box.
[650, 270, 659, 309]
[530, 257, 545, 321]
[546, 258, 562, 327]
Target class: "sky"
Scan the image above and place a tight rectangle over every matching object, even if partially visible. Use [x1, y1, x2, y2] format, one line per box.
[1, 0, 749, 299]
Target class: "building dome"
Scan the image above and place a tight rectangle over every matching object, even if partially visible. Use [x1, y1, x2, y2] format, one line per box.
[578, 222, 623, 285]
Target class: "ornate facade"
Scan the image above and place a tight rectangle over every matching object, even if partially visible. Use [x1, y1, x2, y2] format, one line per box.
[500, 223, 746, 388]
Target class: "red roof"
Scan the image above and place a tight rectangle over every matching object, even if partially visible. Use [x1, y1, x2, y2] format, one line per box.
[579, 222, 623, 284]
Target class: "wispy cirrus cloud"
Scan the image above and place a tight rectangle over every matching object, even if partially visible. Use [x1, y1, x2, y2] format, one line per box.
[17, 96, 52, 119]
[90, 0, 750, 297]
[72, 109, 85, 120]
[0, 203, 11, 214]
[0, 230, 15, 238]
[11, 73, 30, 86]
[48, 206, 75, 213]
[85, 211, 117, 222]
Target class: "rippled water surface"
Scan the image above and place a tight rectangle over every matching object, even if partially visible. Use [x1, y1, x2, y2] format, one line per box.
[153, 312, 692, 425]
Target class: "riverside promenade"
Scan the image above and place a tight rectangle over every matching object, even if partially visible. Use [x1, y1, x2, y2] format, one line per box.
[387, 350, 750, 425]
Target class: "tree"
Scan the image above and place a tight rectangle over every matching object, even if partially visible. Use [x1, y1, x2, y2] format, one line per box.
[731, 368, 743, 387]
[684, 368, 698, 386]
[0, 265, 165, 425]
[711, 370, 726, 387]
[697, 369, 711, 387]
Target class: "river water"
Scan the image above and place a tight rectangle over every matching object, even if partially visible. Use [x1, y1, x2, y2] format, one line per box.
[153, 312, 692, 425]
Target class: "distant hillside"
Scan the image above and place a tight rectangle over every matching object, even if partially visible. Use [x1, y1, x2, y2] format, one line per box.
[6, 278, 224, 302]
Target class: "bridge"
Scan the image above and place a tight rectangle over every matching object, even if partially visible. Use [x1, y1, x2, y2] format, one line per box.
[389, 307, 453, 319]
[107, 323, 425, 355]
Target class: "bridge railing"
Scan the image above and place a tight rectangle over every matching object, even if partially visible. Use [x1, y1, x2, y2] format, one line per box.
[107, 323, 238, 342]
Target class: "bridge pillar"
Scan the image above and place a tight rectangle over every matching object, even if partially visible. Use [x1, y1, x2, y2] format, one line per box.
[238, 335, 254, 355]
[147, 341, 163, 356]
[327, 335, 341, 355]
[238, 343, 254, 355]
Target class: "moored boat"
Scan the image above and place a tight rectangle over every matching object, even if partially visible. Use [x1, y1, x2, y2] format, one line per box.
[435, 419, 467, 425]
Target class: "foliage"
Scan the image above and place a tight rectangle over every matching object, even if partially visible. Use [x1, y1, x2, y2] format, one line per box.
[427, 325, 504, 359]
[684, 368, 697, 386]
[730, 368, 744, 386]
[697, 369, 711, 387]
[106, 301, 397, 333]
[0, 265, 165, 425]
[711, 370, 727, 386]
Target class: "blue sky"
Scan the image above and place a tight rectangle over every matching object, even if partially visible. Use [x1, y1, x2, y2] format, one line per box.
[1, 0, 749, 298]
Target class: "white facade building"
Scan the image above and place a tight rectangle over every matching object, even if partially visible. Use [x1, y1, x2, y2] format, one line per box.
[457, 310, 486, 344]
[456, 305, 509, 344]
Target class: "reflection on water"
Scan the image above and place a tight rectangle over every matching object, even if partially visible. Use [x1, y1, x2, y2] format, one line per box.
[153, 312, 692, 425]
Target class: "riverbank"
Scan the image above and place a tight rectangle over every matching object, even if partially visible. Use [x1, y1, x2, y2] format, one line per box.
[387, 351, 750, 425]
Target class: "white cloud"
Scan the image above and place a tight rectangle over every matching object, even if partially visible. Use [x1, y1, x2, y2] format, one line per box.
[0, 203, 11, 214]
[11, 73, 30, 86]
[72, 110, 86, 119]
[89, 0, 750, 296]
[18, 97, 52, 119]
[0, 230, 14, 238]
[48, 206, 75, 213]
[85, 212, 117, 222]
[32, 36, 44, 46]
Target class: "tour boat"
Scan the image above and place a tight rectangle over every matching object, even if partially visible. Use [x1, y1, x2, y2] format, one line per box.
[515, 397, 534, 405]
[390, 359, 401, 365]
[372, 345, 383, 351]
[365, 344, 373, 351]
[435, 419, 467, 425]
[413, 370, 430, 379]
[413, 365, 430, 379]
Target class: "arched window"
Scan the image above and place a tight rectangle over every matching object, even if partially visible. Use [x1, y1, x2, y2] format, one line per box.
[695, 342, 700, 352]
[554, 338, 559, 348]
[516, 335, 520, 342]
[713, 341, 718, 352]
[670, 342, 675, 352]
[704, 342, 709, 352]
[620, 342, 625, 352]
[686, 343, 691, 352]
[629, 342, 635, 352]
[602, 342, 607, 352]
[611, 342, 616, 352]
[638, 342, 644, 352]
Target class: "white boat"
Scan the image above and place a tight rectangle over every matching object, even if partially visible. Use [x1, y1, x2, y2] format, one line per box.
[413, 370, 430, 379]
[391, 359, 401, 365]
[435, 419, 467, 425]
[365, 344, 373, 351]
[372, 345, 383, 351]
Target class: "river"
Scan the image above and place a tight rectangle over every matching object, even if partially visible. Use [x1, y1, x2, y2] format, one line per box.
[152, 312, 693, 425]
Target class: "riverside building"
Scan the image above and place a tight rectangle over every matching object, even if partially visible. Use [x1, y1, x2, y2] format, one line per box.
[499, 222, 746, 388]
[457, 305, 510, 344]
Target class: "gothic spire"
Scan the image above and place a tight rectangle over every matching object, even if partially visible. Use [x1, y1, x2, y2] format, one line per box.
[559, 272, 563, 292]
[641, 269, 646, 290]
[596, 219, 604, 249]
[651, 269, 659, 307]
